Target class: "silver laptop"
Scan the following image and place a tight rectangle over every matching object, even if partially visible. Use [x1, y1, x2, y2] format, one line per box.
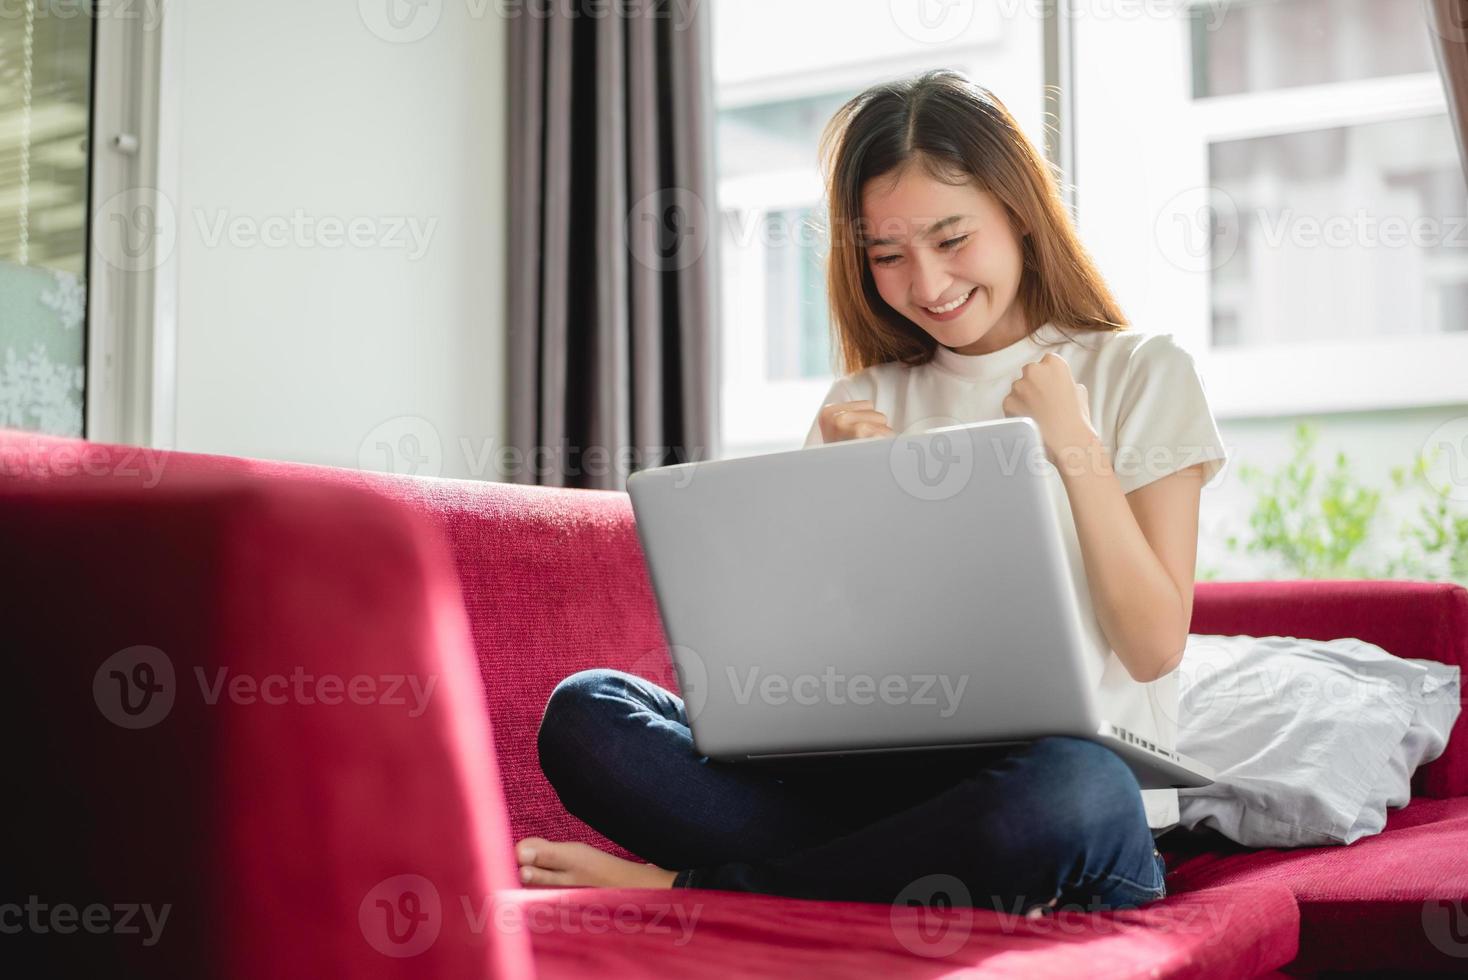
[625, 417, 1214, 790]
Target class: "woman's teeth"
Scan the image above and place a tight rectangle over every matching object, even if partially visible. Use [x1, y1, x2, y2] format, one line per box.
[924, 288, 974, 315]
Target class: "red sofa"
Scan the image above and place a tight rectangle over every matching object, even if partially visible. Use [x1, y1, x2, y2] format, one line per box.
[4, 427, 1465, 978]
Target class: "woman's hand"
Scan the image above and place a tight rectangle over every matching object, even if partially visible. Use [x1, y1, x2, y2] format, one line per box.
[818, 400, 895, 443]
[1001, 353, 1099, 471]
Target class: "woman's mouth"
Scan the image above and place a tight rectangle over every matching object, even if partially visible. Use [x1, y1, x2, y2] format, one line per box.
[920, 287, 977, 322]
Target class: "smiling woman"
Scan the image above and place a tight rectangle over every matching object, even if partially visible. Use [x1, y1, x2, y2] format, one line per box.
[805, 66, 1227, 732]
[524, 69, 1229, 916]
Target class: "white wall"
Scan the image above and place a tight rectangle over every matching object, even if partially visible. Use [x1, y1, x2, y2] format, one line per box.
[171, 1, 506, 480]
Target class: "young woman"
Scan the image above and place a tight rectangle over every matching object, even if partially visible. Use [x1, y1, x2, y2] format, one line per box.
[516, 70, 1228, 915]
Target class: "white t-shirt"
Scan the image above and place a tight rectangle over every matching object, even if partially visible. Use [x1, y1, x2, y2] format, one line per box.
[802, 322, 1229, 828]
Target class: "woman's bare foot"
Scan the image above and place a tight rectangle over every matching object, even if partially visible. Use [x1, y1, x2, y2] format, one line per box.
[1025, 897, 1060, 919]
[515, 837, 678, 889]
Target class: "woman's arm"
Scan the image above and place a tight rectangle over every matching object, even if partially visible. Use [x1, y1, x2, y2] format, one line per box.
[1002, 352, 1203, 683]
[1055, 437, 1204, 683]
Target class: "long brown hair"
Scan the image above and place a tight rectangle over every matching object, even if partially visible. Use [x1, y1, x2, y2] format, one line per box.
[818, 69, 1128, 374]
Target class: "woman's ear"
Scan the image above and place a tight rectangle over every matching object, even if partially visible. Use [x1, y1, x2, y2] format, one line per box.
[1007, 208, 1031, 239]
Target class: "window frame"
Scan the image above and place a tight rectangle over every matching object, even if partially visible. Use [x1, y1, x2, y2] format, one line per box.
[86, 6, 181, 446]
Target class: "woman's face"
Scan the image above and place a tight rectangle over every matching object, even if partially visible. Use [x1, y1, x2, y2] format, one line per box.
[860, 165, 1029, 355]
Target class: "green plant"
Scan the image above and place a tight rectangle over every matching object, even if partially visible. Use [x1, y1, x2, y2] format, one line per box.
[1226, 422, 1383, 579]
[1223, 421, 1468, 586]
[1385, 448, 1468, 583]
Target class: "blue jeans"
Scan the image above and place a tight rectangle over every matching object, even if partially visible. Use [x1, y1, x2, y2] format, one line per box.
[536, 668, 1167, 913]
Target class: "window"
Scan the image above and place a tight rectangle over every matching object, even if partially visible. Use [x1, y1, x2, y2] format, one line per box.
[711, 0, 1045, 456]
[762, 206, 832, 381]
[716, 89, 852, 399]
[1075, 0, 1465, 417]
[1210, 114, 1467, 349]
[0, 6, 171, 444]
[0, 1, 93, 436]
[1190, 0, 1436, 97]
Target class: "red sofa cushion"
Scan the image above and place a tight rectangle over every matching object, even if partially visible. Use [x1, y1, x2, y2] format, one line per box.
[507, 882, 1299, 979]
[1163, 797, 1468, 973]
[0, 471, 533, 977]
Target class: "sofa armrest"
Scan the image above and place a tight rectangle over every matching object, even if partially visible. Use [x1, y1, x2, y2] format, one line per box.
[0, 477, 533, 978]
[1, 428, 671, 861]
[1192, 580, 1468, 798]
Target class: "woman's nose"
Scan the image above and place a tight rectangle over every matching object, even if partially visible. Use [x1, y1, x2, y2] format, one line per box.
[909, 250, 950, 305]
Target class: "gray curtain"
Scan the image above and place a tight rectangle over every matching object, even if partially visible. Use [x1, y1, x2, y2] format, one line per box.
[507, 1, 719, 490]
[1431, 0, 1468, 187]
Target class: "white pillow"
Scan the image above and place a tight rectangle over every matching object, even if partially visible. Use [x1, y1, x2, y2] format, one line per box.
[1345, 664, 1460, 840]
[1172, 634, 1461, 847]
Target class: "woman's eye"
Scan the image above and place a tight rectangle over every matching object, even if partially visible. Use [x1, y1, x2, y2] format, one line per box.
[939, 235, 970, 250]
[872, 254, 900, 267]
